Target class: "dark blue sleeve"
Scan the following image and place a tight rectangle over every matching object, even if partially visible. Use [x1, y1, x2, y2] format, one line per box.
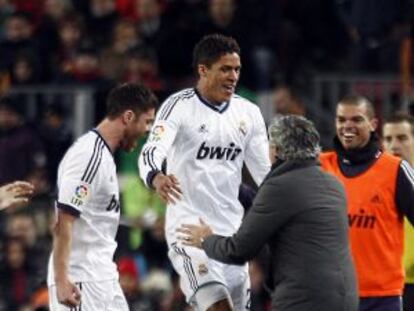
[238, 183, 257, 211]
[396, 161, 414, 226]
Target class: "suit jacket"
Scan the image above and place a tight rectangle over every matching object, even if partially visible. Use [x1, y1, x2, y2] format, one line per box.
[203, 159, 358, 311]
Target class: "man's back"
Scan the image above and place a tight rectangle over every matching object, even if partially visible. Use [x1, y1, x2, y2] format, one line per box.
[261, 162, 357, 310]
[47, 130, 120, 285]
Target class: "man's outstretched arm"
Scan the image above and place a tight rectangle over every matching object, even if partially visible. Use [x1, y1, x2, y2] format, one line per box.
[0, 181, 34, 210]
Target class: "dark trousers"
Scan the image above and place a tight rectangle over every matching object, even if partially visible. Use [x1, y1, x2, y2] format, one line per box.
[359, 296, 402, 311]
[404, 284, 414, 311]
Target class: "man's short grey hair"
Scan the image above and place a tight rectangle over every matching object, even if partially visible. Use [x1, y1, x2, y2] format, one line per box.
[268, 115, 321, 160]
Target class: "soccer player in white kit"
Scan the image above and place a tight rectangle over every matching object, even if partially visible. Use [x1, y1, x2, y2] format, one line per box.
[139, 34, 271, 311]
[47, 83, 156, 311]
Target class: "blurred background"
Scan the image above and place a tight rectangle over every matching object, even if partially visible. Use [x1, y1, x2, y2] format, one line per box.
[0, 0, 413, 310]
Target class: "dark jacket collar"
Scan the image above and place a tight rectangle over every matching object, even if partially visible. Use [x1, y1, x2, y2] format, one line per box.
[265, 158, 319, 181]
[333, 132, 381, 165]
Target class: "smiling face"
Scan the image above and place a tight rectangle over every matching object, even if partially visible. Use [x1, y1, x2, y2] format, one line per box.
[336, 102, 377, 150]
[197, 52, 241, 103]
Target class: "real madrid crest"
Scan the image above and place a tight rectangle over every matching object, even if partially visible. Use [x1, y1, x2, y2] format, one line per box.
[198, 264, 209, 276]
[238, 121, 247, 136]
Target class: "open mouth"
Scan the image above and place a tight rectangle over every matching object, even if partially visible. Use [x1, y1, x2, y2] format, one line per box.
[341, 131, 357, 143]
[223, 85, 235, 94]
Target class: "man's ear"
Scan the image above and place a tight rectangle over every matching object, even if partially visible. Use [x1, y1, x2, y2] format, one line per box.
[369, 118, 378, 131]
[198, 64, 207, 78]
[122, 110, 135, 124]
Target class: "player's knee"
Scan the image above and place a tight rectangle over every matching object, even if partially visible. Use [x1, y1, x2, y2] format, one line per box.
[206, 299, 233, 311]
[191, 283, 233, 311]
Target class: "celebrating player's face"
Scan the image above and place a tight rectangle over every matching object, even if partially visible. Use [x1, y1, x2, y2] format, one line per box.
[122, 108, 155, 152]
[202, 52, 241, 103]
[336, 103, 377, 150]
[383, 121, 414, 162]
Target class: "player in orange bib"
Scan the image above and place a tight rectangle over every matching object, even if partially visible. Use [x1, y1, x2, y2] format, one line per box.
[320, 95, 414, 311]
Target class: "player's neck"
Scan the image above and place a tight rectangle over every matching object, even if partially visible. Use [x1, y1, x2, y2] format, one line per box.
[195, 84, 220, 106]
[95, 119, 123, 153]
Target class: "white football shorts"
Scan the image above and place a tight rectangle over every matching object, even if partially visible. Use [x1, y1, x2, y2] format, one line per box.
[169, 242, 251, 310]
[48, 279, 129, 311]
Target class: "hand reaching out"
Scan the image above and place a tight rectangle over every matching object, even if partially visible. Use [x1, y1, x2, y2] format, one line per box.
[153, 173, 182, 204]
[176, 218, 213, 248]
[0, 181, 34, 210]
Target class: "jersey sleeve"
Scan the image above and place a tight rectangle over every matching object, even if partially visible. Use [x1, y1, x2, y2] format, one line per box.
[138, 95, 183, 188]
[244, 106, 271, 186]
[396, 160, 414, 226]
[57, 144, 101, 217]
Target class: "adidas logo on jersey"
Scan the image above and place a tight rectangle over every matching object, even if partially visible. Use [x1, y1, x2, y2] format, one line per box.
[196, 141, 242, 161]
[370, 194, 381, 204]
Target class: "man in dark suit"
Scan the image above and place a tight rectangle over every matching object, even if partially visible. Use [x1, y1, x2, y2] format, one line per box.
[177, 115, 358, 311]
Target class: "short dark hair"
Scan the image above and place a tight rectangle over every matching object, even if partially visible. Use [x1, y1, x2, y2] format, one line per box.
[192, 34, 240, 74]
[384, 111, 414, 134]
[268, 115, 321, 160]
[106, 83, 157, 119]
[337, 95, 376, 119]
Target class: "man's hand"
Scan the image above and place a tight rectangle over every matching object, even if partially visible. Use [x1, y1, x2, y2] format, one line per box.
[176, 218, 213, 248]
[56, 278, 81, 308]
[0, 181, 34, 210]
[153, 173, 182, 204]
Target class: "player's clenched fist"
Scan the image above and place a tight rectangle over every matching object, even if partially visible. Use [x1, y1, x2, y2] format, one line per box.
[152, 173, 182, 204]
[56, 279, 81, 308]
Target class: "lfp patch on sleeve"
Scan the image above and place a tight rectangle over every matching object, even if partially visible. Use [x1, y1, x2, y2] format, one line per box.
[149, 125, 165, 142]
[71, 184, 89, 206]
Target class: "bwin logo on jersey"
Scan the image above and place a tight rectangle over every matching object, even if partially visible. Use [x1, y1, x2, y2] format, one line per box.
[106, 194, 120, 213]
[196, 142, 242, 161]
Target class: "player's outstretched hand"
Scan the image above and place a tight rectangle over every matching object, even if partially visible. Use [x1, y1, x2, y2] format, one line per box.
[153, 173, 182, 204]
[176, 218, 213, 248]
[0, 181, 34, 210]
[56, 279, 81, 308]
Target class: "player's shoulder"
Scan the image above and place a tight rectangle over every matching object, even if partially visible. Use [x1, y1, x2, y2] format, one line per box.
[65, 131, 104, 162]
[157, 88, 196, 121]
[381, 151, 402, 165]
[60, 130, 108, 179]
[164, 88, 196, 104]
[232, 93, 258, 108]
[231, 93, 261, 116]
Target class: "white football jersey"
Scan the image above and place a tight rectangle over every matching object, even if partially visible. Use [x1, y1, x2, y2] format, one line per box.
[139, 88, 271, 242]
[47, 130, 120, 285]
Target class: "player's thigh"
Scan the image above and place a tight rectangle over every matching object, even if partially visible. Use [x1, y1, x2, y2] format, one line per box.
[168, 243, 227, 301]
[107, 281, 129, 311]
[190, 282, 233, 311]
[49, 285, 69, 311]
[225, 263, 251, 311]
